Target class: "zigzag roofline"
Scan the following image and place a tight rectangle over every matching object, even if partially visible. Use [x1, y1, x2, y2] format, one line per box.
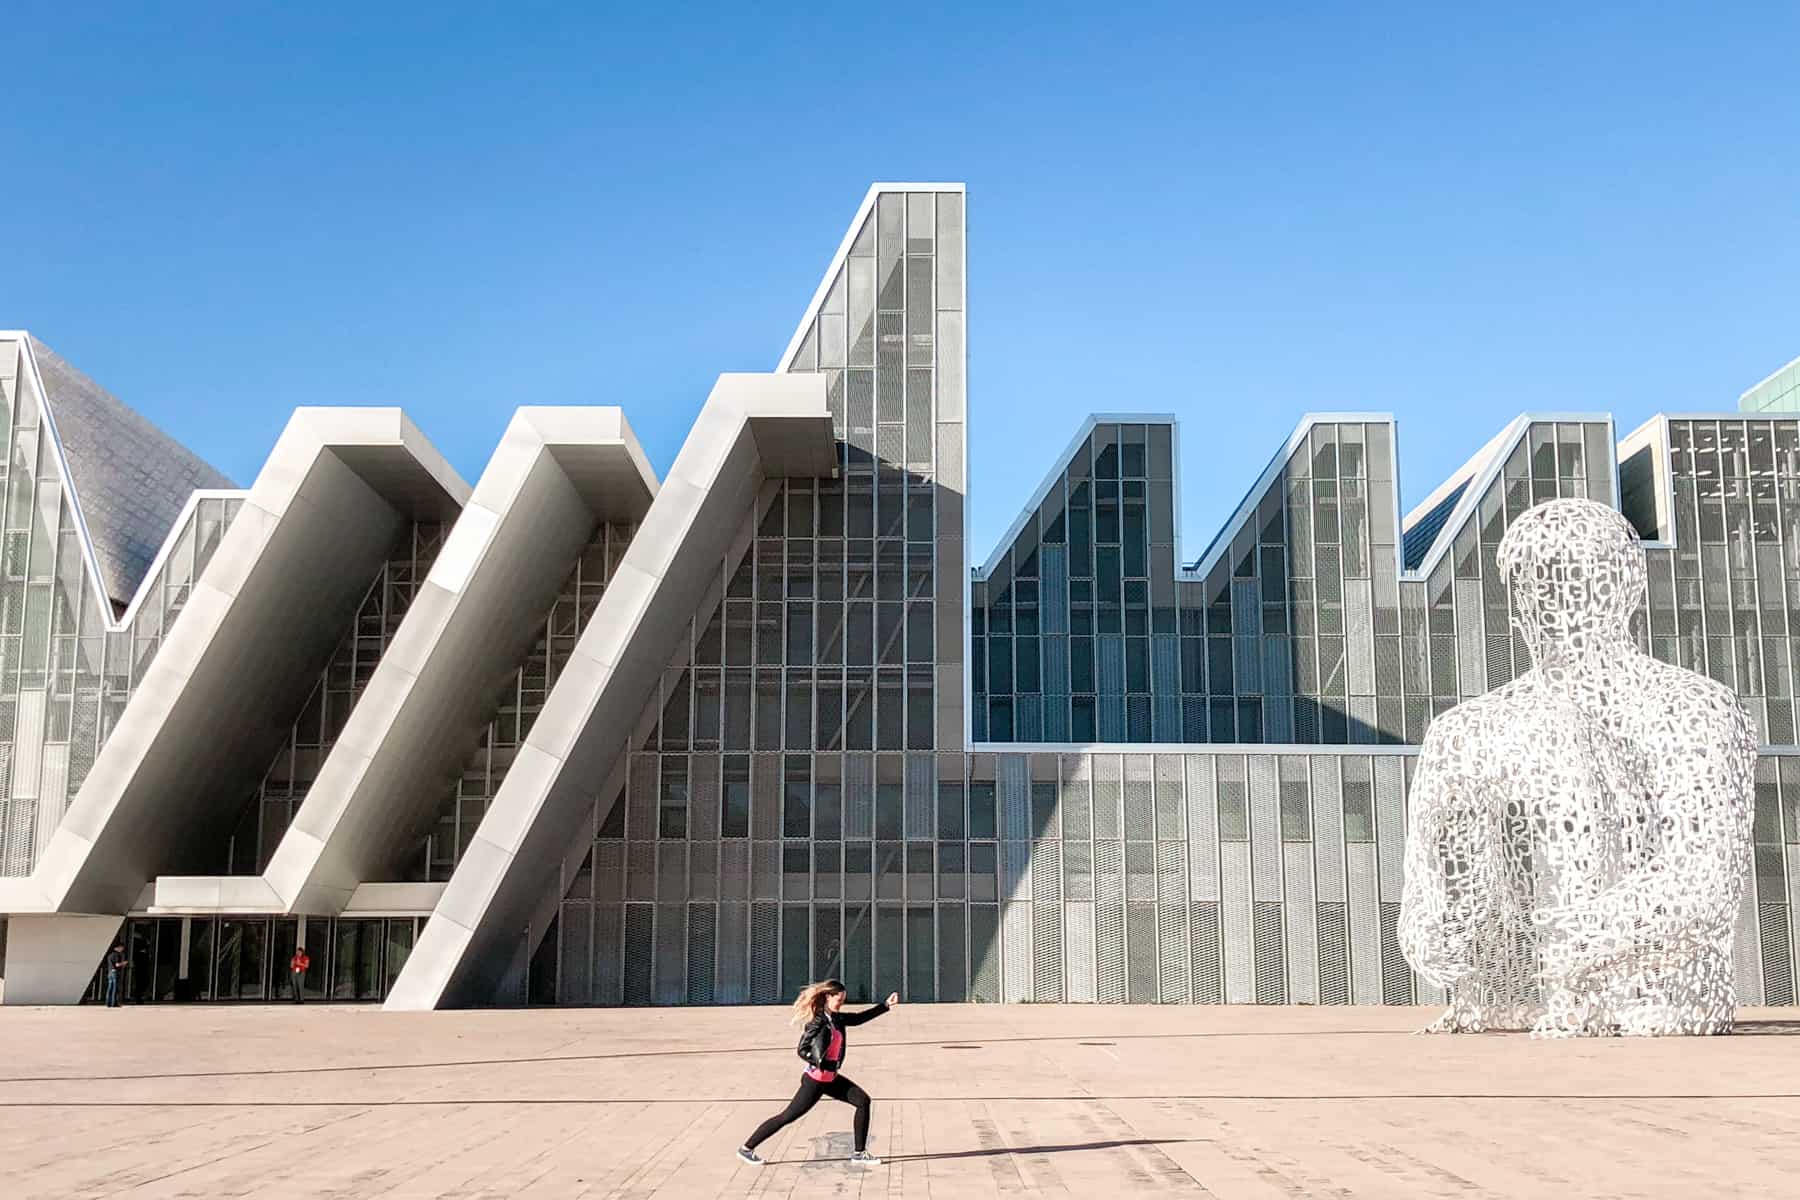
[973, 409, 1664, 590]
[774, 182, 967, 373]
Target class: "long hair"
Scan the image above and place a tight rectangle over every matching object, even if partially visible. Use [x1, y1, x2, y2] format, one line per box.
[790, 978, 845, 1025]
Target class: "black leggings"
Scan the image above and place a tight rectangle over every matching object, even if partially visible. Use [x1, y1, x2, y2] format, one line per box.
[745, 1074, 872, 1152]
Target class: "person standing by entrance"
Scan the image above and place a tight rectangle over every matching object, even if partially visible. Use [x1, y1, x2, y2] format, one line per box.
[104, 942, 127, 1008]
[290, 946, 310, 1003]
[738, 980, 898, 1167]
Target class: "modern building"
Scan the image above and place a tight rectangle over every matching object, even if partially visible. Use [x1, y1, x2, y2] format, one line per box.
[1, 186, 1798, 1010]
[1742, 355, 1800, 414]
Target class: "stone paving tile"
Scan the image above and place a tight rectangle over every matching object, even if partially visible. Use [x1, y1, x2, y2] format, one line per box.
[1, 1005, 1797, 1197]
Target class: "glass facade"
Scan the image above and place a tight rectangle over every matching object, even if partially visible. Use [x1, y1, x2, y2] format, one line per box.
[97, 914, 420, 1004]
[0, 338, 241, 876]
[971, 417, 1613, 745]
[415, 523, 635, 882]
[222, 523, 448, 874]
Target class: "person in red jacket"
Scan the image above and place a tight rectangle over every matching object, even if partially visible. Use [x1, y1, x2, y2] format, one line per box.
[289, 946, 310, 1003]
[738, 980, 898, 1167]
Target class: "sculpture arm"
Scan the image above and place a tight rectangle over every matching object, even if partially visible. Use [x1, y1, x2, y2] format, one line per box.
[1546, 711, 1755, 979]
[1398, 734, 1478, 989]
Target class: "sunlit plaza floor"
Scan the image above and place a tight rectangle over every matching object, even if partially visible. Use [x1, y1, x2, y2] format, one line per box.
[1, 1002, 1797, 1198]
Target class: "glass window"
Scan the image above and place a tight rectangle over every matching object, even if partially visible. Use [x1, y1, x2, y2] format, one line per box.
[722, 755, 751, 838]
[659, 758, 689, 839]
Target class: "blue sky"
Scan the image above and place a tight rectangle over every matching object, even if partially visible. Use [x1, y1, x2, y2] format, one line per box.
[4, 4, 1797, 558]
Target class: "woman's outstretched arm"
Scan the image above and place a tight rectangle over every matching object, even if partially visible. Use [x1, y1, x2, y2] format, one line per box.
[837, 992, 900, 1026]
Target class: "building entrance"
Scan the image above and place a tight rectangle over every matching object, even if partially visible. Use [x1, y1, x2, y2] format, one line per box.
[93, 915, 422, 1003]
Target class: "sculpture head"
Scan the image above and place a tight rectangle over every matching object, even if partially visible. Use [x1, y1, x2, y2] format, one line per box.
[1497, 498, 1646, 660]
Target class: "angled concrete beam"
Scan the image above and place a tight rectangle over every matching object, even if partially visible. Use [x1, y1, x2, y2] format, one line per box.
[148, 409, 657, 917]
[0, 410, 466, 948]
[386, 373, 834, 1009]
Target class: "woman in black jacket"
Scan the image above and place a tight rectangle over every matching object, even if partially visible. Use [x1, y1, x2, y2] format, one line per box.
[737, 979, 898, 1167]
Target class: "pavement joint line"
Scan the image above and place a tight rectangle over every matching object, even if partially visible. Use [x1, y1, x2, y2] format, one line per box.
[7, 1092, 1800, 1107]
[0, 1029, 1416, 1085]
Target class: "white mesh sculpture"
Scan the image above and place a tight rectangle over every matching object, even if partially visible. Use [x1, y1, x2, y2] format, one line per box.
[1400, 498, 1755, 1036]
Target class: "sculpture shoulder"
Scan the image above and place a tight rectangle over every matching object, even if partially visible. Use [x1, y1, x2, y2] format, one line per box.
[1419, 677, 1536, 744]
[1635, 656, 1756, 740]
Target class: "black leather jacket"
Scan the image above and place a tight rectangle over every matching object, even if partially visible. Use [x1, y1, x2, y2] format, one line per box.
[797, 1002, 889, 1072]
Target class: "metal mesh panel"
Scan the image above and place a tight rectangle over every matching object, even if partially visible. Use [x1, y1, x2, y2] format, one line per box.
[750, 902, 780, 1003]
[657, 842, 686, 903]
[905, 754, 933, 838]
[1221, 841, 1254, 1002]
[592, 904, 623, 1005]
[1032, 840, 1062, 902]
[593, 841, 626, 904]
[1060, 756, 1091, 838]
[559, 903, 593, 1006]
[1033, 903, 1064, 1002]
[627, 842, 656, 900]
[1000, 755, 1030, 841]
[1186, 757, 1219, 902]
[1347, 842, 1381, 1003]
[1156, 841, 1185, 907]
[1095, 899, 1126, 1003]
[654, 904, 686, 1003]
[1001, 839, 1030, 900]
[938, 904, 967, 1001]
[752, 753, 781, 839]
[970, 905, 1001, 1002]
[689, 757, 720, 840]
[782, 905, 811, 998]
[1124, 757, 1155, 839]
[1317, 902, 1350, 1005]
[1282, 843, 1319, 1004]
[1125, 841, 1155, 901]
[1154, 756, 1183, 838]
[623, 904, 653, 1005]
[813, 905, 842, 980]
[751, 841, 779, 901]
[1065, 899, 1094, 1007]
[1253, 901, 1285, 1004]
[686, 905, 715, 1004]
[1062, 838, 1093, 901]
[1760, 902, 1795, 1006]
[844, 755, 874, 839]
[1311, 758, 1346, 902]
[1455, 579, 1486, 696]
[1379, 901, 1412, 1005]
[1125, 902, 1158, 1003]
[716, 903, 748, 1004]
[842, 905, 872, 1000]
[1374, 757, 1405, 901]
[1192, 900, 1223, 1004]
[719, 841, 750, 902]
[627, 755, 657, 839]
[1248, 756, 1281, 900]
[1001, 902, 1032, 1001]
[1158, 903, 1189, 1003]
[1098, 636, 1125, 695]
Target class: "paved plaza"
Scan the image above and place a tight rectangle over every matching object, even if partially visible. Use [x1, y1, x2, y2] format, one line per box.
[1, 1003, 1796, 1198]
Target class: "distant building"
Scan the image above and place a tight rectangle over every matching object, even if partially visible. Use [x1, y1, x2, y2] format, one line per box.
[1742, 355, 1800, 413]
[2, 188, 1797, 1012]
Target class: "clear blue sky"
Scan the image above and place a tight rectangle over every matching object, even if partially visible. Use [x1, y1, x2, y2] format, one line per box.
[4, 5, 1796, 558]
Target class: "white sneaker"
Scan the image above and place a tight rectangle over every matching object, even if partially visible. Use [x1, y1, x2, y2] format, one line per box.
[737, 1147, 764, 1165]
[849, 1150, 881, 1166]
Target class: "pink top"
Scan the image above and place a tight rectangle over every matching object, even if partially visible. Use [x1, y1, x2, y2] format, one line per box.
[806, 1025, 845, 1082]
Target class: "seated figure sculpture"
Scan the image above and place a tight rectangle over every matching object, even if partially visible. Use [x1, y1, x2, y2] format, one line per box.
[1399, 498, 1755, 1036]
